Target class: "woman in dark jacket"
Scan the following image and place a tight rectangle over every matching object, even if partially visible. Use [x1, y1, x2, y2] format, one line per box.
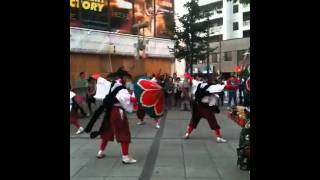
[86, 77, 97, 115]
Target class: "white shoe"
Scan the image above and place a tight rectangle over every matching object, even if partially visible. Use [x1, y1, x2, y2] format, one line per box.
[217, 137, 227, 143]
[76, 127, 84, 135]
[96, 150, 106, 159]
[184, 133, 190, 139]
[122, 156, 137, 164]
[156, 124, 160, 129]
[137, 121, 145, 125]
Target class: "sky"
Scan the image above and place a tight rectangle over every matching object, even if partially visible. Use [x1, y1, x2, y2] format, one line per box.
[174, 0, 217, 16]
[174, 0, 218, 27]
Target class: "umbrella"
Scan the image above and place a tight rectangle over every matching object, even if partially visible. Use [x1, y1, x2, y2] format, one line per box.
[133, 76, 165, 118]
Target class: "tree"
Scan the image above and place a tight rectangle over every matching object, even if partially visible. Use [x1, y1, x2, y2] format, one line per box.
[227, 0, 250, 4]
[174, 0, 207, 76]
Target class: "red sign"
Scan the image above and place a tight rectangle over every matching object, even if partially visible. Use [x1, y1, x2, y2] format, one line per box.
[235, 65, 240, 73]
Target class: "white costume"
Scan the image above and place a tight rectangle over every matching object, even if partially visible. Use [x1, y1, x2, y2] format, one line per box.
[191, 79, 225, 106]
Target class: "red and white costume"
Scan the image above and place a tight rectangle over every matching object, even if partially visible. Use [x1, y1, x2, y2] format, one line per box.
[70, 91, 84, 134]
[184, 75, 227, 142]
[85, 77, 138, 163]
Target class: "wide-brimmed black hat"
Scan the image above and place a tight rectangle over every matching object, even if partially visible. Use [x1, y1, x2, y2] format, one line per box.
[107, 67, 132, 79]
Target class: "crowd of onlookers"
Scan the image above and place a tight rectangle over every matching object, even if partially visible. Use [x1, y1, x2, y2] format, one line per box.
[144, 72, 250, 111]
[71, 71, 250, 117]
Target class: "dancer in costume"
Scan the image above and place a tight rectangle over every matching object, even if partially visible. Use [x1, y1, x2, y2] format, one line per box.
[183, 74, 227, 143]
[136, 104, 161, 129]
[135, 76, 162, 129]
[70, 91, 85, 135]
[84, 68, 138, 164]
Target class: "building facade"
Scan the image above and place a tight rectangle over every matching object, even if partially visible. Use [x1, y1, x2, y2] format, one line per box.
[198, 0, 250, 41]
[184, 0, 250, 75]
[70, 27, 175, 88]
[70, 0, 175, 88]
[209, 37, 250, 73]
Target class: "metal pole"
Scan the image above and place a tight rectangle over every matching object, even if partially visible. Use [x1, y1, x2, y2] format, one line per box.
[137, 22, 140, 61]
[219, 36, 222, 75]
[107, 0, 111, 30]
[207, 16, 210, 78]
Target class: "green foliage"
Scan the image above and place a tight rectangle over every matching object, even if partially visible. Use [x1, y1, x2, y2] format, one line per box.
[173, 0, 208, 72]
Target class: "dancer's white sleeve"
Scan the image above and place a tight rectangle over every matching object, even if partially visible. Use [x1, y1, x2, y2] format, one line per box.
[70, 91, 76, 112]
[94, 77, 111, 100]
[116, 89, 134, 113]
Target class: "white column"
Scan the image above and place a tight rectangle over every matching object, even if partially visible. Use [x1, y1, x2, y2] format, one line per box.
[222, 0, 233, 40]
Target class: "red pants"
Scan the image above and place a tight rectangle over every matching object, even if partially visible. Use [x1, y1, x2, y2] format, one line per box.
[100, 106, 131, 143]
[136, 105, 159, 123]
[70, 109, 81, 129]
[188, 102, 221, 130]
[136, 105, 145, 121]
[100, 139, 129, 156]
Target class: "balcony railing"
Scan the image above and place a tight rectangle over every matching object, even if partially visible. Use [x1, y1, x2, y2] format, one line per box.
[209, 26, 222, 36]
[243, 20, 250, 27]
[242, 4, 250, 11]
[70, 27, 174, 58]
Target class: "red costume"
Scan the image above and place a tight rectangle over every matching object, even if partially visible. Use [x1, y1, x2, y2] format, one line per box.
[184, 77, 227, 142]
[70, 91, 84, 134]
[85, 78, 138, 164]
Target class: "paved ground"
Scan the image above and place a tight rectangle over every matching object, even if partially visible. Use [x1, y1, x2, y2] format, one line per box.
[70, 106, 250, 180]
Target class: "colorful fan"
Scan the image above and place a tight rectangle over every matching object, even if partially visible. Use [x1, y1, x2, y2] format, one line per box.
[133, 76, 165, 118]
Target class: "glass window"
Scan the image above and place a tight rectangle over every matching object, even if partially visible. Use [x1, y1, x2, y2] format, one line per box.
[233, 22, 239, 31]
[211, 53, 218, 63]
[224, 51, 232, 61]
[233, 5, 238, 13]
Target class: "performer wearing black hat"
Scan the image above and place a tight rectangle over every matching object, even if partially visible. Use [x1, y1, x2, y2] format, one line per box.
[85, 68, 138, 164]
[184, 76, 227, 143]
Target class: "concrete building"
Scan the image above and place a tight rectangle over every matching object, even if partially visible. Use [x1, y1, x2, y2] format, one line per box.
[70, 0, 176, 88]
[198, 0, 250, 41]
[209, 37, 250, 73]
[70, 27, 174, 88]
[180, 0, 250, 75]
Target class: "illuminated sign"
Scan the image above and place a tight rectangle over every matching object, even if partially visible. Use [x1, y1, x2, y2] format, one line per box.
[69, 0, 174, 38]
[70, 0, 105, 12]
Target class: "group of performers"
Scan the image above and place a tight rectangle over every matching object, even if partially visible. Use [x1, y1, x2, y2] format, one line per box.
[70, 67, 246, 164]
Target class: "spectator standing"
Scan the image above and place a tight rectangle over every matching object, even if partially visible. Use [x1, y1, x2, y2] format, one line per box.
[180, 78, 191, 111]
[226, 73, 240, 108]
[173, 77, 182, 107]
[164, 76, 174, 108]
[86, 77, 97, 115]
[75, 72, 89, 117]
